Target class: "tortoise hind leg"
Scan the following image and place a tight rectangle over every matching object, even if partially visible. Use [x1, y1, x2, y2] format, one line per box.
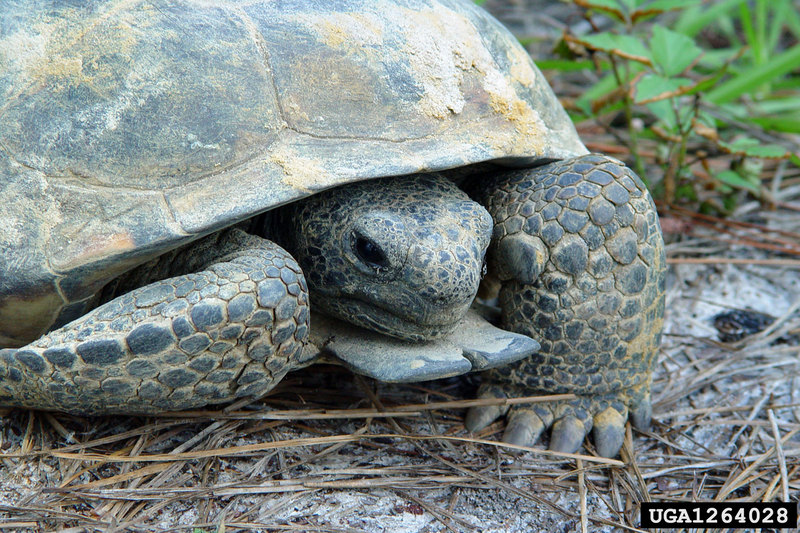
[0, 228, 311, 414]
[466, 154, 665, 457]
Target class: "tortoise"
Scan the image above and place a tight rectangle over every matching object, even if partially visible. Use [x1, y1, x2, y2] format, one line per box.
[0, 0, 665, 457]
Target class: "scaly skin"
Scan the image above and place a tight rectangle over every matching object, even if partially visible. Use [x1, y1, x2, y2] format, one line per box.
[0, 229, 310, 414]
[466, 154, 666, 457]
[0, 175, 493, 414]
[278, 174, 492, 341]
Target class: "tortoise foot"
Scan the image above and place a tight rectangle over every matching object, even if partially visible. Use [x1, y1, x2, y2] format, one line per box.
[466, 381, 651, 457]
[467, 154, 665, 457]
[0, 230, 310, 414]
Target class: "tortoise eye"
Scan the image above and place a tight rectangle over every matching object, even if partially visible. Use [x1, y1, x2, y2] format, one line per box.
[353, 233, 388, 270]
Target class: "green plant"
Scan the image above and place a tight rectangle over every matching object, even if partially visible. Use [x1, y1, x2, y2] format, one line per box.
[541, 0, 799, 206]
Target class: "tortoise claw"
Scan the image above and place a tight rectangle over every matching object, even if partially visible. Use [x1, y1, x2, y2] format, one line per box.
[501, 409, 546, 448]
[465, 404, 504, 433]
[549, 416, 587, 454]
[465, 389, 510, 432]
[630, 390, 652, 431]
[592, 407, 626, 458]
[466, 381, 652, 457]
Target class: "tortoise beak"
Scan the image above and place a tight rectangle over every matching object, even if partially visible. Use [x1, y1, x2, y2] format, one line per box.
[306, 308, 539, 383]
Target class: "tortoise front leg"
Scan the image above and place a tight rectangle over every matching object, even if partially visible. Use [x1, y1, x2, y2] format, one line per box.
[466, 154, 666, 457]
[0, 229, 311, 414]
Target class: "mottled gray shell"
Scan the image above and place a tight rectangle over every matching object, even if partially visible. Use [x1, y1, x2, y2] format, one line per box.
[0, 0, 587, 347]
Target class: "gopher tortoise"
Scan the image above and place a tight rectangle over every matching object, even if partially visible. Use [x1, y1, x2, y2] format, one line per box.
[0, 0, 665, 457]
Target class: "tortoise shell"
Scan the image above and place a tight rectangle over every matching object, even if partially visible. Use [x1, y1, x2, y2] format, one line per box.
[0, 0, 586, 347]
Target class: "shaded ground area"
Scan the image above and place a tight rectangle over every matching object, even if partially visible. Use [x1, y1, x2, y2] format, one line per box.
[2, 2, 800, 531]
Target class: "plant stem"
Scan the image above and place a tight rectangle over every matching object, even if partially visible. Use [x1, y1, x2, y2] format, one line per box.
[664, 96, 695, 204]
[608, 56, 647, 181]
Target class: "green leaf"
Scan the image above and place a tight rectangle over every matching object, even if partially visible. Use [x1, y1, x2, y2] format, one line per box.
[649, 26, 702, 76]
[743, 104, 800, 133]
[630, 0, 701, 23]
[715, 170, 760, 192]
[724, 97, 800, 133]
[782, 0, 800, 40]
[695, 48, 739, 70]
[706, 44, 800, 103]
[638, 0, 698, 10]
[535, 59, 598, 72]
[575, 0, 628, 23]
[720, 137, 790, 158]
[676, 183, 699, 201]
[579, 0, 627, 9]
[633, 73, 694, 103]
[773, 76, 800, 91]
[747, 116, 800, 134]
[673, 0, 747, 37]
[646, 100, 677, 131]
[690, 73, 727, 94]
[740, 145, 789, 158]
[579, 33, 651, 63]
[575, 73, 621, 116]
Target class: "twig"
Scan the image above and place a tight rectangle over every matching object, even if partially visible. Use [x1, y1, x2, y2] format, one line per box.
[767, 409, 790, 503]
[577, 459, 588, 533]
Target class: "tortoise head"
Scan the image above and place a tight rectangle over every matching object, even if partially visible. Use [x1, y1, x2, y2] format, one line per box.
[280, 174, 493, 341]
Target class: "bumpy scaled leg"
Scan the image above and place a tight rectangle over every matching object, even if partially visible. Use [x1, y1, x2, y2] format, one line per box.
[0, 229, 311, 414]
[466, 154, 666, 457]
